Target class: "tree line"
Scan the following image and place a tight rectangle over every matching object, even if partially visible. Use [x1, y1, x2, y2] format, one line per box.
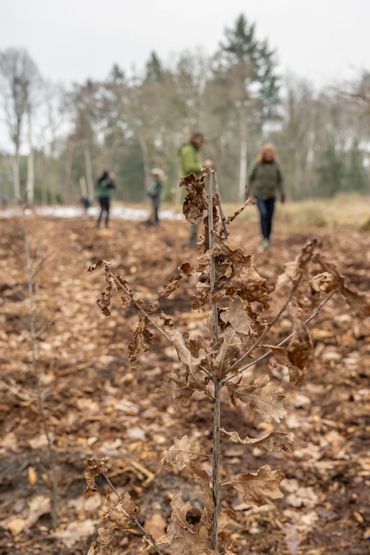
[0, 14, 370, 205]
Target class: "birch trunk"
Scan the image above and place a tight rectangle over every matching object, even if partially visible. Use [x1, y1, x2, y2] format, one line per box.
[26, 107, 35, 205]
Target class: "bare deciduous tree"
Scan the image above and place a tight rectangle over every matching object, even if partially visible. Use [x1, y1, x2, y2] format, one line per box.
[0, 48, 41, 202]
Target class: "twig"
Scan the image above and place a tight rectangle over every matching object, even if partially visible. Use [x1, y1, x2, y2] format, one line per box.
[22, 214, 59, 529]
[207, 172, 219, 343]
[213, 172, 229, 239]
[101, 471, 163, 555]
[0, 379, 36, 402]
[111, 270, 214, 383]
[223, 287, 339, 384]
[211, 380, 221, 551]
[110, 273, 172, 342]
[228, 247, 315, 374]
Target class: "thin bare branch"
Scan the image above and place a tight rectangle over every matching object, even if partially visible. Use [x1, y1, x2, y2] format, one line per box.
[228, 245, 316, 374]
[223, 287, 339, 385]
[100, 471, 164, 555]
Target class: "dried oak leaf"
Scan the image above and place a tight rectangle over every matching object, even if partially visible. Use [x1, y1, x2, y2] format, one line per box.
[84, 457, 109, 497]
[159, 262, 194, 298]
[163, 491, 216, 555]
[313, 253, 370, 317]
[288, 312, 313, 371]
[194, 240, 272, 309]
[227, 375, 286, 423]
[310, 272, 337, 293]
[220, 296, 258, 336]
[220, 428, 293, 452]
[189, 462, 213, 523]
[128, 315, 153, 369]
[217, 297, 261, 375]
[225, 465, 285, 507]
[163, 435, 205, 471]
[214, 243, 272, 308]
[88, 259, 134, 315]
[89, 493, 139, 554]
[180, 172, 207, 224]
[269, 346, 304, 385]
[276, 239, 319, 292]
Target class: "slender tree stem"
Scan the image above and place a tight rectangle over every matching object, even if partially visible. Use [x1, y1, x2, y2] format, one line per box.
[207, 171, 222, 552]
[214, 172, 229, 239]
[22, 213, 59, 528]
[207, 171, 219, 342]
[211, 380, 221, 551]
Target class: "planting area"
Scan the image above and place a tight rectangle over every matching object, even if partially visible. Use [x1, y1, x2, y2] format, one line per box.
[0, 211, 369, 554]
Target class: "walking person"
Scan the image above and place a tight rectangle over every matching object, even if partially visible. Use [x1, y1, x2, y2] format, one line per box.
[179, 132, 204, 246]
[147, 168, 165, 225]
[248, 143, 285, 250]
[96, 170, 116, 228]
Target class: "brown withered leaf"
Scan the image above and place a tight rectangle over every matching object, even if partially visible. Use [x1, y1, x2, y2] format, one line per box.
[313, 252, 370, 317]
[164, 325, 202, 372]
[194, 240, 272, 309]
[180, 172, 207, 224]
[220, 428, 293, 452]
[214, 244, 272, 307]
[163, 492, 216, 554]
[310, 272, 337, 293]
[220, 296, 258, 336]
[128, 315, 153, 369]
[163, 435, 205, 471]
[269, 346, 303, 385]
[87, 258, 105, 272]
[189, 462, 213, 522]
[225, 465, 285, 507]
[227, 376, 286, 423]
[159, 262, 194, 298]
[276, 239, 319, 292]
[288, 312, 313, 370]
[84, 457, 109, 497]
[89, 492, 139, 554]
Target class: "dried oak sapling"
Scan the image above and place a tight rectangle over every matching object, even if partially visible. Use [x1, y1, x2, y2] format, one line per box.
[86, 169, 370, 554]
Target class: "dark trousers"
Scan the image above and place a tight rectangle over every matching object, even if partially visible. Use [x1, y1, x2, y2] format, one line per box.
[151, 196, 160, 225]
[97, 197, 111, 227]
[257, 197, 275, 240]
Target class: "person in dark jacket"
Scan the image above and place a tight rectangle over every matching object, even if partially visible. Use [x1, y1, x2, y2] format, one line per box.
[96, 170, 116, 228]
[178, 132, 205, 246]
[147, 168, 165, 225]
[248, 143, 285, 250]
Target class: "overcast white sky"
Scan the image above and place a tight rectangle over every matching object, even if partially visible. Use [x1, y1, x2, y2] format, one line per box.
[0, 0, 369, 86]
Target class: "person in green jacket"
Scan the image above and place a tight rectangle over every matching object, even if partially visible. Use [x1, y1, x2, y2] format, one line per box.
[147, 168, 165, 225]
[96, 170, 116, 228]
[179, 132, 204, 245]
[248, 143, 285, 250]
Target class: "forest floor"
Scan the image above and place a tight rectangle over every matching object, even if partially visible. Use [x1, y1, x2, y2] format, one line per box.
[0, 207, 369, 554]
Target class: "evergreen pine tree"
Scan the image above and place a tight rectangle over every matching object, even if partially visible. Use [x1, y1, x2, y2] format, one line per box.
[218, 14, 280, 118]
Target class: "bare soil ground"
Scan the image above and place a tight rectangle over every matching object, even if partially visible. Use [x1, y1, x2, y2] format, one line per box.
[0, 214, 369, 554]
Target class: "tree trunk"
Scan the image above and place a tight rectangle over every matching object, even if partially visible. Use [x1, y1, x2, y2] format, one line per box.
[63, 142, 73, 204]
[139, 136, 150, 191]
[238, 110, 248, 202]
[26, 108, 35, 205]
[13, 144, 21, 201]
[83, 143, 94, 200]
